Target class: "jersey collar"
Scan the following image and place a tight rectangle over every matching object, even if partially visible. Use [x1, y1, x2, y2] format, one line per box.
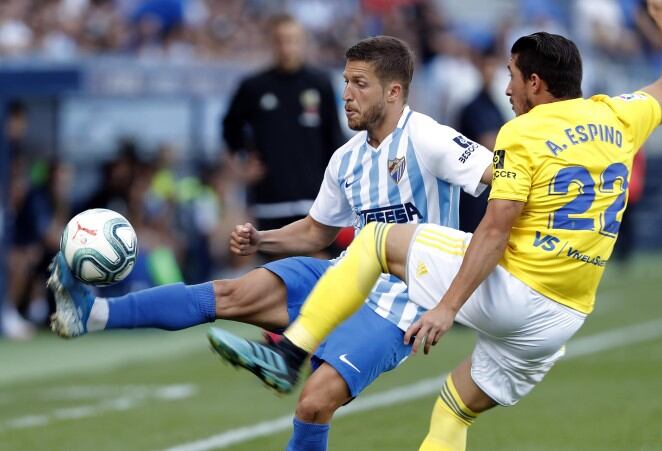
[366, 105, 412, 151]
[396, 105, 413, 129]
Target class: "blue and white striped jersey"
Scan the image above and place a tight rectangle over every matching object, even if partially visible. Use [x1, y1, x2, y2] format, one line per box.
[310, 106, 492, 330]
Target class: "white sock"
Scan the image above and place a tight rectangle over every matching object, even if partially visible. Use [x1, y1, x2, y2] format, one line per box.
[86, 298, 109, 332]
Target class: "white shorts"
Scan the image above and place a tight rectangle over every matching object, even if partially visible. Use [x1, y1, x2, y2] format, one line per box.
[406, 224, 586, 406]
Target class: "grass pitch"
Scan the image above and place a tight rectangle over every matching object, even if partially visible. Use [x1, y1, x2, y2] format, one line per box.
[1, 254, 661, 451]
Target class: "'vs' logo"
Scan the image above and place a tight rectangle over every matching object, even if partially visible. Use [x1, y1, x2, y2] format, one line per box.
[533, 231, 560, 251]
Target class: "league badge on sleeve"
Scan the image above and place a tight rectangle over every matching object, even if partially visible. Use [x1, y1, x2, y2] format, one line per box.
[454, 135, 479, 163]
[453, 135, 477, 149]
[493, 150, 506, 169]
[617, 93, 646, 102]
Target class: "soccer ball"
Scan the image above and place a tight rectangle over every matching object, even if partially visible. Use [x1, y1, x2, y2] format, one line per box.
[60, 208, 138, 286]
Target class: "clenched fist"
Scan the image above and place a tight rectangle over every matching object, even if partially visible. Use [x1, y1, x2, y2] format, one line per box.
[230, 222, 262, 256]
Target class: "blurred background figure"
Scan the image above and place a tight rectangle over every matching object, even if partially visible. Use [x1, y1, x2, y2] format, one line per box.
[612, 150, 647, 267]
[2, 100, 35, 340]
[221, 14, 344, 236]
[457, 41, 506, 233]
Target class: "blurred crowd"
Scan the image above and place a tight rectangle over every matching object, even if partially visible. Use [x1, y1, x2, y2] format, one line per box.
[5, 117, 260, 338]
[0, 0, 660, 66]
[2, 0, 660, 339]
[0, 0, 392, 63]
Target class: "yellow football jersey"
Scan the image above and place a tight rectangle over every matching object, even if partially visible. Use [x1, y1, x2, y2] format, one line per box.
[489, 91, 661, 313]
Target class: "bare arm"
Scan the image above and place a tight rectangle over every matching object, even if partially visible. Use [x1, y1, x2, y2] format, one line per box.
[404, 198, 524, 354]
[230, 216, 341, 257]
[642, 0, 662, 111]
[480, 164, 493, 186]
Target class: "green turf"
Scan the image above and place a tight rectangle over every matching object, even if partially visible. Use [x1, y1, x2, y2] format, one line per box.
[1, 254, 661, 450]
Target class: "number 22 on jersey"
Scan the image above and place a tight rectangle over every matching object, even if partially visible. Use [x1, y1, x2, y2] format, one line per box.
[548, 162, 629, 238]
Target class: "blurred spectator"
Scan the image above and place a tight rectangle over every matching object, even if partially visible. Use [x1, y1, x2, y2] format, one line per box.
[458, 43, 505, 152]
[423, 28, 480, 125]
[2, 101, 34, 340]
[409, 0, 446, 65]
[503, 0, 569, 54]
[0, 0, 32, 56]
[457, 43, 506, 233]
[627, 0, 662, 62]
[83, 139, 138, 216]
[2, 155, 35, 339]
[197, 157, 255, 279]
[3, 156, 74, 339]
[573, 0, 642, 60]
[613, 150, 646, 265]
[221, 14, 344, 233]
[11, 161, 74, 325]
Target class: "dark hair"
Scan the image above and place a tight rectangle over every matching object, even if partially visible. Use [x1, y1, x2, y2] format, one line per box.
[268, 13, 298, 30]
[346, 36, 415, 100]
[511, 32, 582, 99]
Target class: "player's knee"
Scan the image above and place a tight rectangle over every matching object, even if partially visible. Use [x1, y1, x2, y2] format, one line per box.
[213, 278, 251, 318]
[295, 391, 340, 423]
[296, 367, 351, 423]
[213, 271, 288, 328]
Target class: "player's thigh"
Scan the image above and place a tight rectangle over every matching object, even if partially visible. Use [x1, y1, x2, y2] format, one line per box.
[406, 224, 472, 310]
[214, 268, 288, 329]
[215, 257, 332, 330]
[384, 223, 419, 282]
[312, 304, 411, 398]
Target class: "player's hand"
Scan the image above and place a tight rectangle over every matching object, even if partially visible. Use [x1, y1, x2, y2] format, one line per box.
[230, 222, 262, 256]
[404, 304, 456, 355]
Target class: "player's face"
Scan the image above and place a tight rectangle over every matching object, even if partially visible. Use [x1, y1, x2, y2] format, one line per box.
[272, 22, 306, 72]
[506, 55, 533, 116]
[342, 60, 387, 131]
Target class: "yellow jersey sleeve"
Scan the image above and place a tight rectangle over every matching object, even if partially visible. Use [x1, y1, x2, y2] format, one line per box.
[488, 121, 533, 203]
[592, 91, 662, 151]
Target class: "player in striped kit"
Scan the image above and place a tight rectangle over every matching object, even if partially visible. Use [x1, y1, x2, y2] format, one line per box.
[47, 36, 492, 450]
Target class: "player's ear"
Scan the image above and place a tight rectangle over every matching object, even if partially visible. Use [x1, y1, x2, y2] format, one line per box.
[529, 73, 545, 95]
[386, 81, 402, 103]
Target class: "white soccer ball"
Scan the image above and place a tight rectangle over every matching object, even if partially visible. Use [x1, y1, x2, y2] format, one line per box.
[60, 208, 138, 286]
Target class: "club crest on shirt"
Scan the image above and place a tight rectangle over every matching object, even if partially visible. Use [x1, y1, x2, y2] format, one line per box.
[299, 89, 321, 127]
[388, 156, 406, 184]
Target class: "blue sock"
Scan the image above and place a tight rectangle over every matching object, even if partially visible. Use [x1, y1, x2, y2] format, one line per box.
[105, 282, 216, 330]
[286, 417, 329, 451]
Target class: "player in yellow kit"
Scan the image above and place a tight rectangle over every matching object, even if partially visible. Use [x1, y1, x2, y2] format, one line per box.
[207, 3, 662, 450]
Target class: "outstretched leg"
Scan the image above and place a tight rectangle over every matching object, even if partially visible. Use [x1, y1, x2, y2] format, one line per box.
[48, 252, 290, 337]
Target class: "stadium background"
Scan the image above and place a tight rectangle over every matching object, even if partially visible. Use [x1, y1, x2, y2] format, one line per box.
[1, 0, 661, 450]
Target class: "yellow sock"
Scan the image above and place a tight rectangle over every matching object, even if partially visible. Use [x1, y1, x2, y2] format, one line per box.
[284, 222, 393, 353]
[419, 376, 478, 451]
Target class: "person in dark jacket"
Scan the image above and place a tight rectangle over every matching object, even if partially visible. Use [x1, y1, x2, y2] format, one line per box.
[222, 14, 345, 231]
